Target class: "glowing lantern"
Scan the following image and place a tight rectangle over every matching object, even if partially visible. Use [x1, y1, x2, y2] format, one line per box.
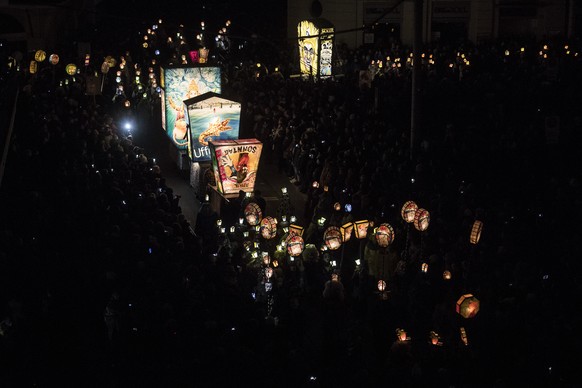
[443, 270, 452, 280]
[260, 217, 277, 239]
[413, 208, 430, 231]
[460, 327, 468, 345]
[289, 224, 304, 237]
[469, 220, 483, 244]
[199, 48, 209, 63]
[331, 273, 339, 282]
[105, 56, 116, 68]
[333, 202, 341, 211]
[323, 226, 342, 250]
[354, 220, 369, 239]
[101, 61, 110, 74]
[244, 202, 262, 226]
[29, 60, 37, 74]
[401, 201, 418, 223]
[456, 294, 480, 318]
[375, 223, 395, 248]
[421, 263, 428, 273]
[297, 19, 334, 78]
[396, 328, 409, 342]
[429, 331, 442, 346]
[377, 280, 386, 292]
[287, 235, 304, 257]
[312, 181, 319, 188]
[124, 100, 131, 108]
[65, 64, 77, 75]
[34, 50, 46, 62]
[49, 54, 59, 65]
[340, 222, 353, 242]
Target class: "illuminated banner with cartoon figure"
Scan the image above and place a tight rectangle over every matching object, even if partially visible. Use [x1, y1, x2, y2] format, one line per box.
[297, 19, 334, 78]
[184, 92, 241, 162]
[160, 66, 221, 150]
[210, 139, 263, 195]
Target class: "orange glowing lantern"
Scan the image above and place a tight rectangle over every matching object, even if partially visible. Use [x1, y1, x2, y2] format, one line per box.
[260, 217, 277, 239]
[34, 50, 46, 62]
[443, 270, 452, 280]
[401, 201, 418, 223]
[421, 262, 429, 273]
[413, 208, 430, 231]
[333, 202, 341, 211]
[244, 202, 262, 226]
[396, 328, 409, 341]
[429, 331, 442, 346]
[340, 222, 353, 242]
[65, 63, 77, 75]
[29, 60, 37, 74]
[324, 227, 342, 250]
[375, 223, 395, 248]
[456, 294, 480, 318]
[354, 220, 369, 239]
[460, 327, 468, 345]
[312, 181, 319, 188]
[469, 220, 483, 244]
[49, 54, 59, 65]
[287, 235, 304, 256]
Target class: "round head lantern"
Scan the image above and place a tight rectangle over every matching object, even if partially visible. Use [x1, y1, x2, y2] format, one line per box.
[375, 223, 395, 248]
[401, 201, 418, 223]
[413, 208, 430, 231]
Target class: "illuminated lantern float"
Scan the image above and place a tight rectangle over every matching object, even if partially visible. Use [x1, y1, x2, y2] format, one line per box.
[297, 19, 334, 79]
[209, 139, 263, 197]
[183, 92, 241, 162]
[456, 294, 480, 318]
[159, 66, 222, 151]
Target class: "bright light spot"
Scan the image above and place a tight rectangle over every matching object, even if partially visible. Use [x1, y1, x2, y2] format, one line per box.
[124, 122, 132, 130]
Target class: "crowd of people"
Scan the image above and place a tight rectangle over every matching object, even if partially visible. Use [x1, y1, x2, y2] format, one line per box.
[0, 32, 581, 387]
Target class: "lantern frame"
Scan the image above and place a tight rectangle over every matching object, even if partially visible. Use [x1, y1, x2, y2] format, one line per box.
[375, 223, 395, 248]
[413, 208, 430, 231]
[289, 224, 304, 237]
[469, 220, 483, 244]
[323, 226, 342, 250]
[401, 201, 418, 223]
[354, 220, 369, 239]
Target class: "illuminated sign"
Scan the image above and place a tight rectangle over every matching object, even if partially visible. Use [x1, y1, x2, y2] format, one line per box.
[184, 92, 241, 162]
[297, 19, 334, 78]
[210, 139, 263, 195]
[160, 66, 221, 149]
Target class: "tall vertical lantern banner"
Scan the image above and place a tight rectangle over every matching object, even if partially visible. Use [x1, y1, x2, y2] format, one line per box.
[209, 139, 263, 195]
[160, 66, 221, 149]
[184, 92, 241, 162]
[297, 19, 334, 78]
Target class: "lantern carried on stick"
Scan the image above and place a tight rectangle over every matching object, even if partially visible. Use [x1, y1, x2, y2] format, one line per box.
[286, 235, 304, 257]
[413, 208, 430, 231]
[34, 50, 46, 62]
[244, 202, 262, 226]
[396, 328, 410, 342]
[324, 226, 342, 250]
[354, 220, 370, 239]
[340, 222, 353, 242]
[375, 223, 395, 248]
[260, 217, 277, 239]
[401, 201, 418, 223]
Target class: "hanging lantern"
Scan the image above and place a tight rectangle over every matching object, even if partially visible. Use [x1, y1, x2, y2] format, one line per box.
[29, 60, 38, 74]
[375, 223, 395, 248]
[323, 226, 342, 250]
[396, 328, 409, 342]
[260, 216, 277, 239]
[469, 220, 483, 244]
[340, 222, 353, 242]
[443, 270, 452, 280]
[354, 220, 370, 239]
[244, 202, 262, 226]
[289, 224, 304, 237]
[460, 327, 468, 346]
[49, 54, 59, 65]
[287, 235, 304, 257]
[34, 50, 46, 62]
[456, 294, 480, 318]
[413, 208, 430, 231]
[65, 63, 77, 75]
[401, 201, 418, 223]
[377, 280, 386, 292]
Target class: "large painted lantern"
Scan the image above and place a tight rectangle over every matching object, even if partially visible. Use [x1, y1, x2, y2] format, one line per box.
[210, 139, 263, 196]
[184, 92, 241, 162]
[297, 19, 334, 78]
[160, 65, 221, 149]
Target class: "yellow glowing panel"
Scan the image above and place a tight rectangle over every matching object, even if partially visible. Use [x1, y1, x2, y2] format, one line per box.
[298, 21, 319, 77]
